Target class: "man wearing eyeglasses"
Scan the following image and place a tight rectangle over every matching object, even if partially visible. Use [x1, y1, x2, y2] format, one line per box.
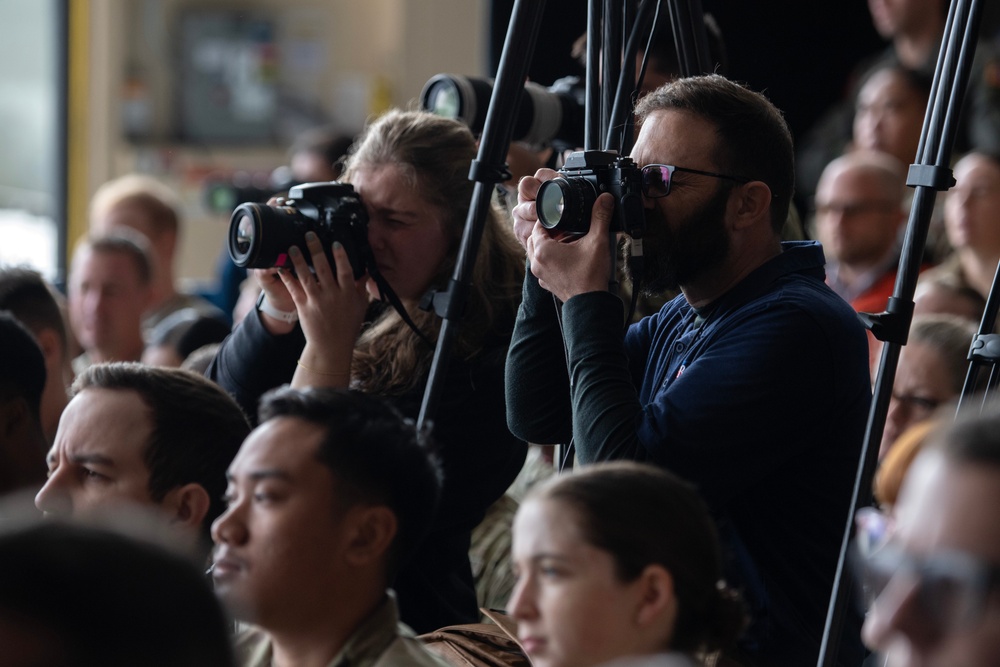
[506, 74, 873, 667]
[857, 409, 1000, 666]
[814, 150, 907, 315]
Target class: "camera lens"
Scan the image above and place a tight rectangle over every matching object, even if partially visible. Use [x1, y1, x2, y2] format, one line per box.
[537, 178, 595, 235]
[419, 74, 585, 148]
[233, 214, 256, 258]
[228, 203, 307, 269]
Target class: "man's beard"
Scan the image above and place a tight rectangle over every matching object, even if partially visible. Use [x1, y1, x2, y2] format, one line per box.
[625, 183, 733, 296]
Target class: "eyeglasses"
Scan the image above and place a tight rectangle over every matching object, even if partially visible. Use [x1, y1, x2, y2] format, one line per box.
[813, 201, 897, 217]
[851, 507, 1000, 631]
[640, 164, 750, 199]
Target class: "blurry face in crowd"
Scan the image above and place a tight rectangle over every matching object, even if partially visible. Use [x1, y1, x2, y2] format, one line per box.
[815, 163, 902, 268]
[91, 204, 157, 245]
[861, 451, 1000, 666]
[854, 69, 926, 167]
[867, 0, 941, 39]
[68, 247, 149, 361]
[211, 417, 353, 628]
[881, 341, 956, 457]
[944, 154, 1000, 255]
[509, 496, 665, 667]
[350, 164, 452, 304]
[35, 388, 154, 516]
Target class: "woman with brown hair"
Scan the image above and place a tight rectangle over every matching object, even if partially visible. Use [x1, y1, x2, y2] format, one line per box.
[509, 461, 747, 667]
[208, 109, 527, 633]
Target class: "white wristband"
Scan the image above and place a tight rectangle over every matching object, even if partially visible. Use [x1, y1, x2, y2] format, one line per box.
[256, 291, 299, 323]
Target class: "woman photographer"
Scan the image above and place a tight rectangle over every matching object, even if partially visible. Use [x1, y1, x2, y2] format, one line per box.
[509, 461, 747, 667]
[208, 109, 527, 633]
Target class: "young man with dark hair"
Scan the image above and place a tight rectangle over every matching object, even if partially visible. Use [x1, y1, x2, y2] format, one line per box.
[507, 74, 872, 666]
[859, 405, 1000, 665]
[211, 386, 448, 667]
[35, 362, 251, 553]
[0, 266, 73, 441]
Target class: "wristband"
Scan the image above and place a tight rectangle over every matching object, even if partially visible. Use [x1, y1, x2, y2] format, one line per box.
[256, 291, 299, 323]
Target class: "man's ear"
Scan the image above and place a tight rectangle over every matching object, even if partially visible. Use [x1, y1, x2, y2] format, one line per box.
[34, 328, 64, 367]
[342, 505, 398, 568]
[164, 482, 211, 529]
[633, 564, 678, 631]
[730, 181, 772, 231]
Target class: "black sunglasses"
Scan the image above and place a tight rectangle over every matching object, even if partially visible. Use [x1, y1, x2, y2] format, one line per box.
[641, 164, 750, 199]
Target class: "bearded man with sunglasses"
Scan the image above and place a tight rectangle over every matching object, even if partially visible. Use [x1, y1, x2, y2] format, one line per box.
[505, 74, 873, 667]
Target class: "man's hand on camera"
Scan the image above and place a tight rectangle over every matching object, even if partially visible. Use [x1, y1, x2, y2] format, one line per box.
[526, 193, 615, 302]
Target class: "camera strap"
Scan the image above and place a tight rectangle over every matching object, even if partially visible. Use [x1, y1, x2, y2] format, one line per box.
[366, 265, 435, 349]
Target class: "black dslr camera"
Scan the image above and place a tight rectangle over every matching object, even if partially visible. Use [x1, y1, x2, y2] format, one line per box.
[227, 182, 372, 279]
[536, 150, 645, 237]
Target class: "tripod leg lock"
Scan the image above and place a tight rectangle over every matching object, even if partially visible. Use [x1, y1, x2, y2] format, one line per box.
[906, 164, 957, 191]
[969, 333, 1000, 363]
[857, 296, 914, 345]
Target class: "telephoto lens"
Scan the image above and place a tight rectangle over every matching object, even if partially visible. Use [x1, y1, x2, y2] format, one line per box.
[420, 73, 585, 148]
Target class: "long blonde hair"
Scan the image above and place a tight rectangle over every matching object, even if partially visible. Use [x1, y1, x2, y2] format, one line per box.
[344, 109, 524, 395]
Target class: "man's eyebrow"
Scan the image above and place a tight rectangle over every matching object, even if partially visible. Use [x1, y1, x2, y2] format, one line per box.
[67, 453, 115, 467]
[225, 469, 293, 482]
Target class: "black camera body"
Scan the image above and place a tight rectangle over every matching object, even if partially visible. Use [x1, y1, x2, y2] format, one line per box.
[536, 150, 645, 237]
[227, 181, 372, 279]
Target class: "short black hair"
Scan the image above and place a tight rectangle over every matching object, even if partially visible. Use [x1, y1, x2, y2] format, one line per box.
[72, 363, 251, 543]
[258, 386, 443, 576]
[635, 74, 795, 233]
[0, 520, 235, 667]
[0, 311, 46, 421]
[147, 308, 232, 363]
[0, 266, 68, 355]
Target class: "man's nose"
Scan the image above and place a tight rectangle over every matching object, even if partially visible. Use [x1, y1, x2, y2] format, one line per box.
[34, 472, 72, 516]
[210, 503, 247, 547]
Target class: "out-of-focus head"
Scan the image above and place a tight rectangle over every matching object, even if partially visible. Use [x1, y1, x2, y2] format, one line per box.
[288, 126, 355, 182]
[89, 174, 182, 263]
[860, 406, 1000, 666]
[943, 152, 1000, 256]
[508, 461, 745, 667]
[0, 267, 70, 442]
[0, 518, 235, 667]
[867, 0, 947, 40]
[814, 150, 906, 268]
[211, 387, 442, 629]
[881, 314, 976, 457]
[67, 233, 152, 361]
[913, 280, 986, 323]
[570, 12, 729, 97]
[853, 65, 930, 167]
[0, 312, 48, 497]
[141, 308, 231, 368]
[35, 362, 250, 550]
